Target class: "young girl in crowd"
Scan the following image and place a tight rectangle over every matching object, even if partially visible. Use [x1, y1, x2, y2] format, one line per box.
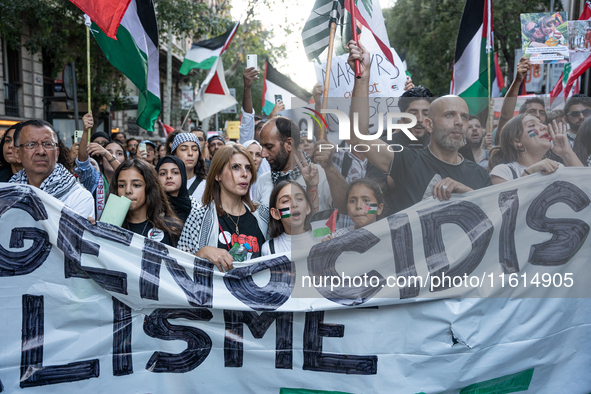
[109, 158, 183, 247]
[0, 122, 23, 182]
[262, 180, 314, 256]
[170, 133, 207, 202]
[155, 155, 200, 224]
[177, 145, 269, 272]
[243, 139, 264, 199]
[324, 178, 385, 240]
[488, 114, 582, 184]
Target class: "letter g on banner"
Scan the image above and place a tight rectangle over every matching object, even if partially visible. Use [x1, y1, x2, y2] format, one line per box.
[0, 185, 51, 276]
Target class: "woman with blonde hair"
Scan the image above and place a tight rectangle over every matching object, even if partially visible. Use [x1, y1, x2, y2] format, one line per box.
[177, 144, 269, 272]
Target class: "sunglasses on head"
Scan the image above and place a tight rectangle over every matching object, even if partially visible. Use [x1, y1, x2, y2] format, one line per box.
[528, 23, 539, 35]
[567, 109, 591, 118]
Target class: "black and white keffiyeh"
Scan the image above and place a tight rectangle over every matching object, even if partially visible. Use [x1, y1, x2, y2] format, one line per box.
[10, 163, 78, 200]
[270, 151, 311, 185]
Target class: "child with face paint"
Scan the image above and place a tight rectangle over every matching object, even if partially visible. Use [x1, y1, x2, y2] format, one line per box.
[261, 180, 316, 256]
[489, 114, 583, 184]
[539, 14, 565, 47]
[323, 178, 385, 241]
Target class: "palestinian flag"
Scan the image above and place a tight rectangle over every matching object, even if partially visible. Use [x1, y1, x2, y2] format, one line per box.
[364, 203, 377, 214]
[262, 61, 312, 115]
[193, 57, 238, 120]
[550, 1, 591, 106]
[69, 0, 131, 39]
[279, 207, 291, 219]
[451, 0, 494, 114]
[179, 22, 239, 75]
[88, 0, 160, 132]
[311, 209, 338, 238]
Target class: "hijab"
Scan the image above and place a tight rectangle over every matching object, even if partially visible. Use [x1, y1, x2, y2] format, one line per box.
[155, 155, 192, 223]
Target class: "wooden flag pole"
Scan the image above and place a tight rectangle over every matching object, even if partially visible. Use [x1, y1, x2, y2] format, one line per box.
[321, 2, 339, 141]
[87, 25, 92, 131]
[350, 0, 361, 79]
[488, 50, 493, 136]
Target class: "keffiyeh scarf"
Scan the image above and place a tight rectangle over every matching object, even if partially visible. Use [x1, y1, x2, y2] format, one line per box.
[10, 163, 78, 200]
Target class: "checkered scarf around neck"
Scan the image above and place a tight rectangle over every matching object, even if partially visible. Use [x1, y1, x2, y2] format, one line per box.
[10, 163, 77, 200]
[270, 151, 311, 185]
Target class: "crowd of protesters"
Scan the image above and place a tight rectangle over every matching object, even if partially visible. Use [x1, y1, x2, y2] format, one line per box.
[1, 41, 589, 273]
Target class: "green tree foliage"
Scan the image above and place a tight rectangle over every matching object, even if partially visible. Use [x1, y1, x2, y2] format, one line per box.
[384, 0, 561, 96]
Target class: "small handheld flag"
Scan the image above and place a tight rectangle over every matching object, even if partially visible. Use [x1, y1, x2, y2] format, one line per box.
[279, 207, 291, 219]
[365, 203, 378, 214]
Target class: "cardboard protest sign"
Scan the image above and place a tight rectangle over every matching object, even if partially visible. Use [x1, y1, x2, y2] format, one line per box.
[1, 169, 591, 392]
[521, 12, 569, 64]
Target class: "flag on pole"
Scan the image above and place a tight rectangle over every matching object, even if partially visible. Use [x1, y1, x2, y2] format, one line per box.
[451, 0, 495, 114]
[158, 119, 174, 136]
[69, 0, 131, 39]
[262, 60, 312, 115]
[179, 22, 239, 75]
[193, 57, 238, 120]
[302, 0, 344, 62]
[491, 53, 505, 98]
[311, 209, 338, 238]
[88, 0, 160, 132]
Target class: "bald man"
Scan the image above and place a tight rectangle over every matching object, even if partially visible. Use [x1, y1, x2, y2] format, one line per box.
[347, 41, 491, 212]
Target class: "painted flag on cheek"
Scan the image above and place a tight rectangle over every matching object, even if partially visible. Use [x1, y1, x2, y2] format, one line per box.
[279, 207, 291, 219]
[365, 203, 378, 214]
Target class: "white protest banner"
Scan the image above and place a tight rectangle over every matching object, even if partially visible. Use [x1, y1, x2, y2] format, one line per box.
[1, 169, 591, 392]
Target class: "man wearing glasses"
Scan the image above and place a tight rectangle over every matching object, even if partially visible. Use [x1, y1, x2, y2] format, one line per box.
[564, 95, 591, 146]
[9, 119, 95, 218]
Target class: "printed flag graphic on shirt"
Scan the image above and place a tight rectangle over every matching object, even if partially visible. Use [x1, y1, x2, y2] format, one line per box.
[69, 0, 131, 39]
[262, 60, 312, 115]
[451, 0, 494, 114]
[88, 0, 160, 131]
[193, 57, 238, 120]
[179, 22, 239, 75]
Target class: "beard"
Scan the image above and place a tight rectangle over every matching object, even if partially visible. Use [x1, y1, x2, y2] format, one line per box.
[270, 144, 290, 172]
[432, 126, 465, 152]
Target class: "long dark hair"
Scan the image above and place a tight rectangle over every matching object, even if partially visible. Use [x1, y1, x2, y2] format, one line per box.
[0, 122, 23, 168]
[574, 116, 591, 166]
[203, 145, 257, 216]
[109, 159, 183, 240]
[488, 114, 527, 171]
[269, 180, 312, 239]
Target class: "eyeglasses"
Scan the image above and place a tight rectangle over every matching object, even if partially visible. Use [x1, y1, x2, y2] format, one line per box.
[528, 23, 539, 35]
[19, 142, 58, 151]
[567, 109, 591, 118]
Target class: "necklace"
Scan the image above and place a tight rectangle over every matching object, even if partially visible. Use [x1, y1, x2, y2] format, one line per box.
[226, 212, 240, 235]
[125, 219, 149, 236]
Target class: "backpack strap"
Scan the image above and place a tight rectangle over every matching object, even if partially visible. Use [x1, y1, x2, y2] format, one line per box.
[269, 239, 275, 255]
[188, 177, 202, 196]
[509, 166, 519, 180]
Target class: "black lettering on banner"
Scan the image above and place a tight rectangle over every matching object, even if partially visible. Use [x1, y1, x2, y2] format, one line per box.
[388, 213, 419, 299]
[0, 186, 51, 276]
[307, 229, 384, 306]
[303, 311, 377, 375]
[498, 190, 520, 273]
[112, 297, 132, 376]
[143, 308, 213, 373]
[20, 295, 99, 388]
[223, 310, 293, 369]
[223, 255, 294, 311]
[418, 201, 494, 291]
[526, 181, 590, 266]
[0, 377, 3, 392]
[57, 207, 132, 294]
[140, 239, 214, 307]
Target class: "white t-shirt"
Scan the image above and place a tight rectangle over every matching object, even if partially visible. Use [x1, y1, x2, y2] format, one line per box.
[490, 161, 564, 182]
[261, 231, 318, 256]
[187, 176, 206, 206]
[62, 184, 96, 219]
[252, 168, 333, 211]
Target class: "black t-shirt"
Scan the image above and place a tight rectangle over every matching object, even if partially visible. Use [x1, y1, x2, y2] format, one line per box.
[388, 147, 492, 212]
[218, 211, 265, 258]
[0, 166, 13, 183]
[124, 220, 175, 247]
